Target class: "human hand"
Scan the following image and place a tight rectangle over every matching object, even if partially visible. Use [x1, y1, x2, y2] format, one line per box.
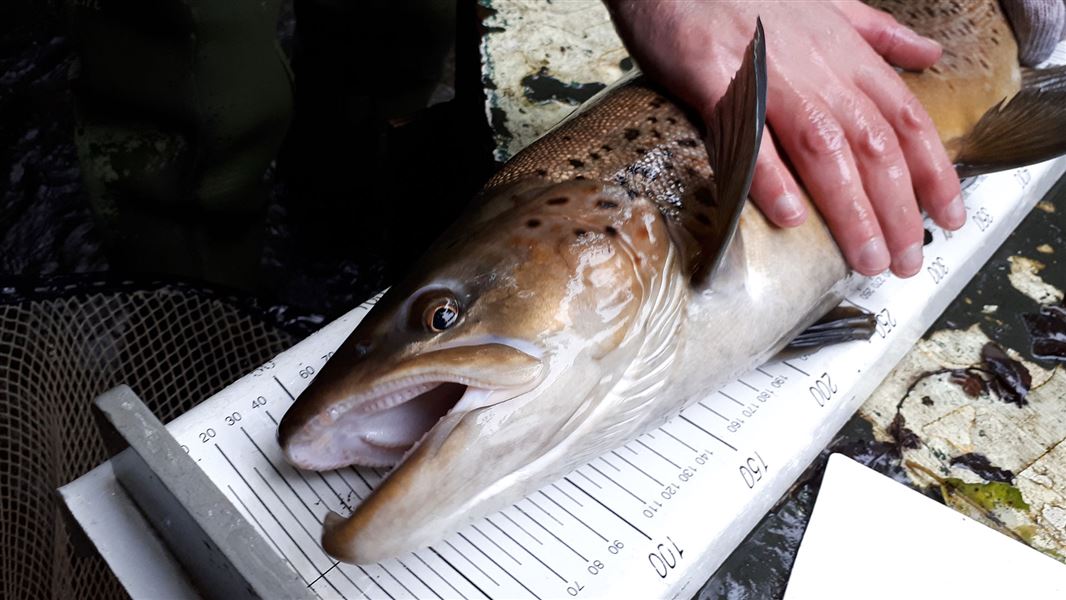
[605, 0, 964, 277]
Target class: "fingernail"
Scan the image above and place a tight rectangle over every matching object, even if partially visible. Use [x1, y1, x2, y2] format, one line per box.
[894, 242, 924, 277]
[775, 193, 804, 224]
[943, 195, 965, 229]
[856, 237, 890, 274]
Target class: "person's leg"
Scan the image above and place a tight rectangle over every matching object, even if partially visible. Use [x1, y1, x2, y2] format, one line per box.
[66, 0, 293, 289]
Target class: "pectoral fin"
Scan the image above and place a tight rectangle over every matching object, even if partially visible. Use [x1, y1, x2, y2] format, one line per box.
[954, 73, 1066, 177]
[785, 306, 877, 351]
[690, 18, 767, 285]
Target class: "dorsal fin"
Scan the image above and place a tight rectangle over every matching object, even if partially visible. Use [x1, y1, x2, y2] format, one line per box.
[692, 18, 767, 285]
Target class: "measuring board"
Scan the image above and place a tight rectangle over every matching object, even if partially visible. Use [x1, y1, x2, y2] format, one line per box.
[124, 159, 1062, 600]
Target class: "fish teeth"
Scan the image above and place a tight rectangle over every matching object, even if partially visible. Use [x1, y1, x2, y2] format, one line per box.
[358, 381, 441, 415]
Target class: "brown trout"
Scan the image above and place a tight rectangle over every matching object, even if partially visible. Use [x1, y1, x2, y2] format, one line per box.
[279, 2, 1066, 564]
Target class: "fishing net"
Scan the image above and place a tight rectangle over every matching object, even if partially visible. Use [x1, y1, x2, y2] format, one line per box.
[0, 279, 301, 599]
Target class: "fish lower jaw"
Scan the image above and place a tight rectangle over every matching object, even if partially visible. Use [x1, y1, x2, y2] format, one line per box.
[286, 383, 516, 471]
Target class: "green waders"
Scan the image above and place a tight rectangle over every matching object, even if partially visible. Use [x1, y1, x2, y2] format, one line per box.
[66, 0, 293, 290]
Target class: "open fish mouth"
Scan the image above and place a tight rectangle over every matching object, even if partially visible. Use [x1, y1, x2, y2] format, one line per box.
[280, 343, 543, 470]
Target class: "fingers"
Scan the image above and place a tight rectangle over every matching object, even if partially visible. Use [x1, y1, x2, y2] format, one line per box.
[748, 134, 807, 227]
[855, 65, 964, 231]
[828, 89, 926, 277]
[834, 0, 942, 70]
[768, 89, 890, 276]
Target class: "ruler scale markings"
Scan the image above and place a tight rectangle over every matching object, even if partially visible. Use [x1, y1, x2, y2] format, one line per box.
[397, 558, 444, 600]
[458, 532, 541, 599]
[215, 445, 338, 591]
[485, 517, 567, 583]
[737, 379, 759, 392]
[612, 450, 664, 486]
[500, 511, 543, 545]
[291, 464, 330, 513]
[575, 470, 602, 490]
[678, 415, 738, 452]
[696, 402, 730, 422]
[316, 471, 354, 511]
[658, 426, 698, 453]
[599, 456, 622, 472]
[782, 360, 810, 376]
[470, 524, 522, 566]
[377, 562, 418, 599]
[355, 564, 397, 600]
[274, 376, 296, 401]
[348, 467, 377, 493]
[755, 366, 774, 378]
[416, 552, 474, 600]
[444, 540, 500, 588]
[564, 478, 653, 541]
[250, 463, 355, 595]
[719, 391, 744, 407]
[241, 427, 323, 524]
[524, 496, 565, 527]
[334, 470, 366, 502]
[227, 484, 314, 591]
[635, 439, 681, 469]
[514, 505, 588, 562]
[537, 491, 608, 542]
[624, 445, 640, 457]
[550, 483, 584, 507]
[586, 464, 645, 504]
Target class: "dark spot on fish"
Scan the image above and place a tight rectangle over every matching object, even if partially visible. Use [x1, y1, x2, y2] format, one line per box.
[574, 228, 587, 237]
[547, 197, 568, 205]
[562, 135, 572, 142]
[649, 97, 664, 108]
[605, 226, 618, 237]
[950, 452, 1015, 484]
[521, 67, 607, 105]
[569, 158, 585, 168]
[923, 228, 933, 246]
[666, 116, 677, 125]
[663, 163, 675, 171]
[888, 413, 921, 450]
[685, 166, 698, 177]
[575, 175, 587, 180]
[597, 199, 619, 209]
[651, 129, 662, 139]
[624, 128, 640, 141]
[677, 138, 699, 148]
[921, 395, 934, 406]
[601, 144, 613, 153]
[647, 116, 658, 124]
[526, 219, 541, 228]
[693, 186, 716, 207]
[536, 168, 548, 177]
[695, 213, 712, 226]
[634, 148, 646, 155]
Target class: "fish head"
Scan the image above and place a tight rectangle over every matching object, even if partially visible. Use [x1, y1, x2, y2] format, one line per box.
[277, 178, 675, 562]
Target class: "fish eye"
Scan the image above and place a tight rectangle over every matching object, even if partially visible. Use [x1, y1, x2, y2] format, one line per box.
[423, 297, 460, 332]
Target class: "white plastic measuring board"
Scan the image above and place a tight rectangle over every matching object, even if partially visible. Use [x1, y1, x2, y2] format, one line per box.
[155, 159, 1066, 600]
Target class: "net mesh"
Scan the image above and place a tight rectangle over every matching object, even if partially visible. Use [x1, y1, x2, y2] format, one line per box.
[0, 283, 298, 599]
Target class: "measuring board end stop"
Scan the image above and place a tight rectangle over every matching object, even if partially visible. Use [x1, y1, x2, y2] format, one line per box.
[91, 385, 314, 600]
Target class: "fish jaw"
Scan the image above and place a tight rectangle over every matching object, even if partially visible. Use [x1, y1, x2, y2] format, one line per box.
[278, 342, 544, 470]
[318, 360, 615, 564]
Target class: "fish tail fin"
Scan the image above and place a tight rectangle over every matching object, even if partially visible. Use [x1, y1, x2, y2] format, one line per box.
[954, 71, 1066, 177]
[693, 17, 767, 284]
